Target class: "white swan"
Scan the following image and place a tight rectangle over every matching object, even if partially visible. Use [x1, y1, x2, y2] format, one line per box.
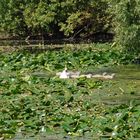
[59, 67, 70, 79]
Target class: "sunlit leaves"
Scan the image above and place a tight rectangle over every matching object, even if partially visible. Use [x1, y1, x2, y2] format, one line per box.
[24, 1, 56, 31]
[110, 0, 140, 53]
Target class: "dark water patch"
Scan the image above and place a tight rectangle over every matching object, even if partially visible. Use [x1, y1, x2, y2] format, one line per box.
[0, 32, 114, 46]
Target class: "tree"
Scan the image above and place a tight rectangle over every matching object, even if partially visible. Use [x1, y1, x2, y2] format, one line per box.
[0, 0, 28, 36]
[111, 0, 140, 53]
[59, 0, 111, 38]
[23, 0, 56, 37]
[0, 0, 112, 39]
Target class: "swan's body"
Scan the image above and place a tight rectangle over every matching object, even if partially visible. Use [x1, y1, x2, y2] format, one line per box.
[59, 68, 70, 79]
[56, 67, 80, 79]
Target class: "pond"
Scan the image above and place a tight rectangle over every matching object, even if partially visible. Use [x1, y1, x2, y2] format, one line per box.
[26, 64, 140, 105]
[91, 65, 140, 105]
[19, 64, 140, 104]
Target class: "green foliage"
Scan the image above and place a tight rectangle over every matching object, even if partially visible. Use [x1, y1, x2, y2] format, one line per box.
[59, 0, 110, 37]
[0, 44, 139, 139]
[111, 0, 140, 53]
[0, 0, 111, 38]
[23, 1, 56, 34]
[59, 11, 91, 36]
[0, 0, 27, 36]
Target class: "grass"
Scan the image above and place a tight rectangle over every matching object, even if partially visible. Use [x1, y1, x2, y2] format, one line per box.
[0, 43, 140, 139]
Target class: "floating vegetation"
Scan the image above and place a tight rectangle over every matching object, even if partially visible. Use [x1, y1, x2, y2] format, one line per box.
[0, 44, 140, 139]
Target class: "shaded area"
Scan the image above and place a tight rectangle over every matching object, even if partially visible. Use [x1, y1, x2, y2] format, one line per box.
[0, 33, 114, 47]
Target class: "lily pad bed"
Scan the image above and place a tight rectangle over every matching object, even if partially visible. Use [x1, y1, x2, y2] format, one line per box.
[0, 44, 140, 139]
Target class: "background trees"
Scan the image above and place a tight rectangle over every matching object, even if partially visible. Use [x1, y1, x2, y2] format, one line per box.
[110, 0, 140, 53]
[59, 0, 111, 38]
[0, 0, 28, 36]
[0, 0, 140, 54]
[0, 0, 111, 39]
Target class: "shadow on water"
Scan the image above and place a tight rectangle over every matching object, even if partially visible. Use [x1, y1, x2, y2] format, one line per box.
[0, 33, 114, 46]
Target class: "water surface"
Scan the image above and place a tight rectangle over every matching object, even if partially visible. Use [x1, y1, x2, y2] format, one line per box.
[92, 65, 140, 104]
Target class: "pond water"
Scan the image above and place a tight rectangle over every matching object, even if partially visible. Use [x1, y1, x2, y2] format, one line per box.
[92, 65, 140, 105]
[31, 64, 140, 105]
